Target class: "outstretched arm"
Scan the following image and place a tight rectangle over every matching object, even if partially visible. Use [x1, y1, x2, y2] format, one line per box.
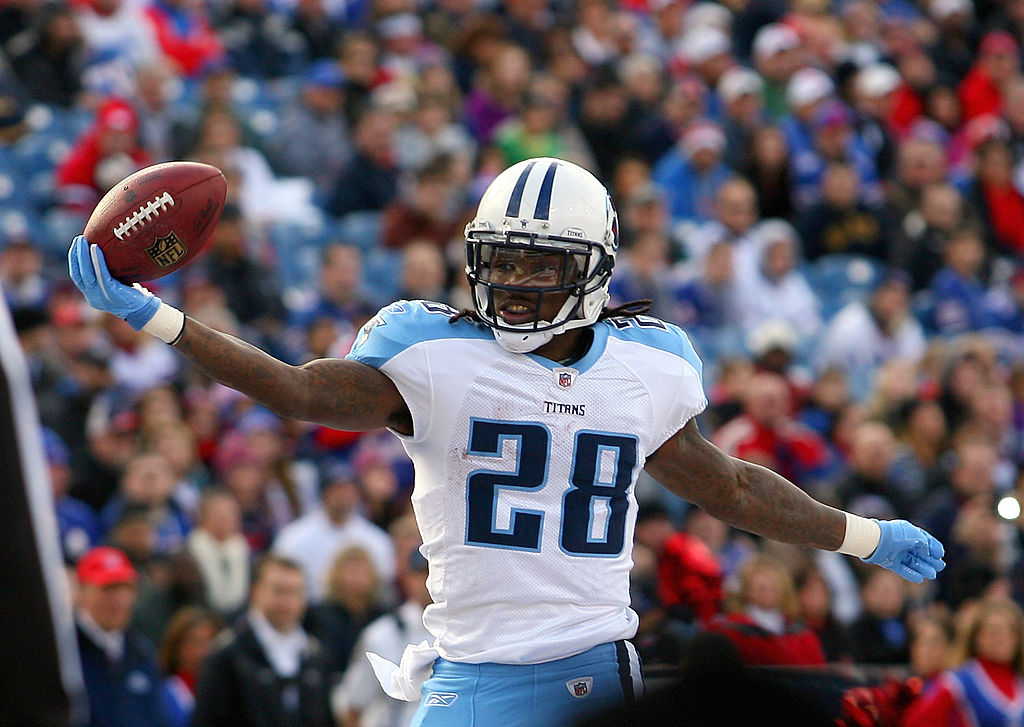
[68, 236, 411, 434]
[645, 419, 845, 549]
[644, 419, 945, 582]
[174, 318, 411, 433]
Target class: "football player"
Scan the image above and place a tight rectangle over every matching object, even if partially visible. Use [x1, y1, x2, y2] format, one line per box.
[69, 157, 944, 727]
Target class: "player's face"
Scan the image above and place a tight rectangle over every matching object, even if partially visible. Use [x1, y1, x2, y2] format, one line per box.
[487, 247, 577, 326]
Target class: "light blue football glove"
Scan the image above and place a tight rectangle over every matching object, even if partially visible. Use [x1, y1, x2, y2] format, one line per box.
[863, 519, 946, 583]
[67, 235, 161, 331]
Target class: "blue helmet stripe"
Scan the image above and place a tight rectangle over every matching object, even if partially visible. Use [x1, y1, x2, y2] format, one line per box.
[533, 161, 558, 220]
[504, 160, 537, 217]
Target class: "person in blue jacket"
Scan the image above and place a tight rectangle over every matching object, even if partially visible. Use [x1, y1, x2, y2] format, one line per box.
[74, 546, 173, 727]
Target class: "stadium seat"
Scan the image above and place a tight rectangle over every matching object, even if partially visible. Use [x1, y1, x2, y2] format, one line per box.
[806, 254, 885, 321]
[335, 211, 382, 252]
[362, 247, 402, 308]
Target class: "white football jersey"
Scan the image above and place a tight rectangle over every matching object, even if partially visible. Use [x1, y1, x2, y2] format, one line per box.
[346, 300, 707, 664]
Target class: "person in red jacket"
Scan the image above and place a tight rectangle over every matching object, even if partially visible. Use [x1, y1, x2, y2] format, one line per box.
[143, 0, 224, 78]
[633, 503, 724, 624]
[959, 31, 1020, 122]
[902, 598, 1024, 727]
[55, 97, 152, 214]
[705, 553, 827, 667]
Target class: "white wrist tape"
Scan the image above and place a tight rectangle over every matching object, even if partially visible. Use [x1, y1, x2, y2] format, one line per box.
[142, 302, 185, 344]
[837, 512, 881, 558]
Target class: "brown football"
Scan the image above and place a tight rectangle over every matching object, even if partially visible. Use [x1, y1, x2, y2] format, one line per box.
[83, 161, 227, 283]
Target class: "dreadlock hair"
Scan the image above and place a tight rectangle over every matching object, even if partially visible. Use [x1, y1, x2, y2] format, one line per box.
[448, 299, 653, 326]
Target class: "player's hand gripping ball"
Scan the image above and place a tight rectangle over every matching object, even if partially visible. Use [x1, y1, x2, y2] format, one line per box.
[83, 161, 227, 283]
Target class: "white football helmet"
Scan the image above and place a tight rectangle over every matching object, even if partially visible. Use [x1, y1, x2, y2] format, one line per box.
[465, 157, 619, 353]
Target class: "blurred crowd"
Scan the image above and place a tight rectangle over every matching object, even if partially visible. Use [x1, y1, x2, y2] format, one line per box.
[5, 0, 1024, 725]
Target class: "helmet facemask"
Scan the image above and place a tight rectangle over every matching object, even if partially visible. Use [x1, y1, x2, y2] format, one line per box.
[466, 232, 613, 352]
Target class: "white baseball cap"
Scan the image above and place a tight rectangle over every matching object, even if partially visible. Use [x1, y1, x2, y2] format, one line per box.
[682, 120, 727, 157]
[684, 2, 733, 32]
[677, 27, 731, 65]
[856, 63, 901, 98]
[786, 67, 834, 107]
[929, 0, 972, 21]
[718, 66, 764, 102]
[752, 23, 801, 60]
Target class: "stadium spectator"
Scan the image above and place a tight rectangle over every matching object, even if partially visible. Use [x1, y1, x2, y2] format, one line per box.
[380, 156, 463, 250]
[608, 229, 672, 311]
[970, 139, 1024, 256]
[269, 60, 352, 199]
[5, 0, 84, 107]
[304, 545, 388, 680]
[926, 225, 993, 336]
[705, 554, 827, 667]
[55, 97, 152, 214]
[684, 176, 761, 272]
[751, 23, 803, 121]
[273, 461, 395, 602]
[889, 398, 949, 507]
[158, 606, 223, 727]
[197, 204, 286, 341]
[851, 63, 901, 181]
[192, 554, 335, 727]
[797, 161, 884, 261]
[795, 564, 855, 663]
[836, 420, 914, 519]
[74, 0, 159, 99]
[75, 546, 174, 727]
[48, 426, 101, 562]
[959, 31, 1020, 123]
[652, 119, 732, 226]
[888, 182, 967, 291]
[633, 502, 723, 629]
[462, 41, 531, 144]
[713, 371, 834, 491]
[815, 270, 926, 400]
[849, 569, 912, 665]
[734, 219, 822, 340]
[217, 0, 303, 79]
[186, 490, 251, 619]
[717, 66, 765, 170]
[288, 242, 375, 340]
[332, 549, 431, 727]
[916, 437, 1000, 553]
[99, 451, 191, 555]
[394, 88, 476, 176]
[740, 124, 795, 219]
[327, 106, 401, 219]
[903, 599, 1024, 727]
[143, 0, 224, 79]
[908, 614, 955, 685]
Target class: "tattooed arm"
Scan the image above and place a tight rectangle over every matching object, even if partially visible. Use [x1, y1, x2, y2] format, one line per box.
[644, 419, 845, 550]
[175, 316, 413, 435]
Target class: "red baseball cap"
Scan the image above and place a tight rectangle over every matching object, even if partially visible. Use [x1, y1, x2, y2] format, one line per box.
[76, 547, 138, 586]
[980, 30, 1019, 56]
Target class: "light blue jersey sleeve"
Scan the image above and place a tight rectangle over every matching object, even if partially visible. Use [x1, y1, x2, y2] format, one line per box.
[604, 316, 703, 378]
[346, 300, 492, 369]
[601, 315, 707, 449]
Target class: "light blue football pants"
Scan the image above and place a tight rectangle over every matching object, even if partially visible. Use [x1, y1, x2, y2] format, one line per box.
[410, 640, 643, 727]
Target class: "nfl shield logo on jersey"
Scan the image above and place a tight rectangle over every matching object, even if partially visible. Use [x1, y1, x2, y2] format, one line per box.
[554, 367, 577, 389]
[566, 677, 593, 698]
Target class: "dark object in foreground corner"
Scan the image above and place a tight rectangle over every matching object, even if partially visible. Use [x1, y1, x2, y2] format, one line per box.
[575, 633, 845, 727]
[0, 289, 87, 727]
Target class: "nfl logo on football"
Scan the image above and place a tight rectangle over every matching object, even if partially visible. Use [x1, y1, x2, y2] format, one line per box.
[146, 231, 187, 269]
